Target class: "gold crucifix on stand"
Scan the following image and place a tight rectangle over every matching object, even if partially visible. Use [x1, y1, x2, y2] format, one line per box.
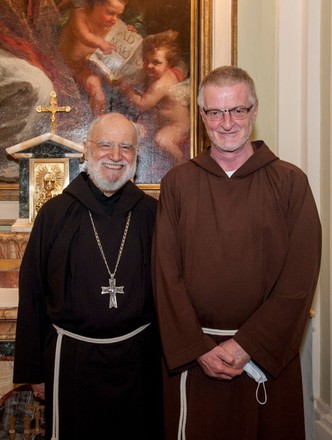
[36, 91, 71, 133]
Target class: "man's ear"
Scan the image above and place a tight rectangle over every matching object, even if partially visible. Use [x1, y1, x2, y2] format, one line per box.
[252, 101, 259, 125]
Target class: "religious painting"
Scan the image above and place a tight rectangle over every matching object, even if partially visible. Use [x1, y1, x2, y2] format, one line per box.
[0, 0, 237, 198]
[29, 158, 69, 222]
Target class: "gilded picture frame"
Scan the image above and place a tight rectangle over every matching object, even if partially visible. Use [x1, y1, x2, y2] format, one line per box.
[0, 0, 237, 201]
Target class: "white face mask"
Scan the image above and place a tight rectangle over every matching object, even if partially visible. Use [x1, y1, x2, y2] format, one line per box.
[243, 360, 268, 405]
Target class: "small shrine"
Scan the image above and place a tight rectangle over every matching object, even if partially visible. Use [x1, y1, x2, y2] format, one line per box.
[6, 92, 84, 232]
[0, 91, 84, 406]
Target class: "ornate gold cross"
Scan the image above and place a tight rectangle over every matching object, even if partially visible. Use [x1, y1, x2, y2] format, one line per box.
[36, 91, 71, 133]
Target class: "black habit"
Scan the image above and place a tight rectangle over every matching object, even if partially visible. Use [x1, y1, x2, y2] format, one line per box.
[14, 172, 163, 439]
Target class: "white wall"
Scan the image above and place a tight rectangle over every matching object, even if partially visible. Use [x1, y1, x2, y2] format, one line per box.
[315, 1, 332, 438]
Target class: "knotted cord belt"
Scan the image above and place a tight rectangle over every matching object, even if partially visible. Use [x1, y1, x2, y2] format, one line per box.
[178, 328, 237, 440]
[51, 323, 151, 440]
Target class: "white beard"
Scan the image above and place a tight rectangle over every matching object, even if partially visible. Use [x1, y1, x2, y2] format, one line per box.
[86, 159, 137, 195]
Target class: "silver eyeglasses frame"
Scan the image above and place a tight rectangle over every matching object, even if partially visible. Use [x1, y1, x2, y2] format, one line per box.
[87, 140, 136, 154]
[202, 104, 255, 121]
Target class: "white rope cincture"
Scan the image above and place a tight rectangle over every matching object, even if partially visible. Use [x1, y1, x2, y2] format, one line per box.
[201, 327, 237, 336]
[178, 370, 188, 440]
[51, 323, 151, 440]
[51, 330, 63, 440]
[177, 326, 269, 439]
[177, 328, 237, 440]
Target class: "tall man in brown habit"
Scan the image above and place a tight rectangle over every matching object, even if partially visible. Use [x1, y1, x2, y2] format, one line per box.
[14, 113, 163, 439]
[153, 65, 321, 439]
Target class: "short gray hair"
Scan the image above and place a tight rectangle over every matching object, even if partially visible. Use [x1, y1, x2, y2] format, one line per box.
[197, 65, 258, 108]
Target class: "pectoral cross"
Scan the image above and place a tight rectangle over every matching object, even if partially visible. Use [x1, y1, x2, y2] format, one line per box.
[101, 275, 124, 308]
[36, 91, 71, 133]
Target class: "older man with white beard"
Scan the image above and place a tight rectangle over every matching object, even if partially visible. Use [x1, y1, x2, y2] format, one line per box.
[14, 113, 163, 440]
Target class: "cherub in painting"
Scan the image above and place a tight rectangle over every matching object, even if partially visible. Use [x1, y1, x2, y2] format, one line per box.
[60, 0, 128, 115]
[119, 30, 190, 164]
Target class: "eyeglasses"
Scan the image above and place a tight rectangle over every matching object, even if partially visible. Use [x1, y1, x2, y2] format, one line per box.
[202, 104, 255, 121]
[87, 140, 136, 154]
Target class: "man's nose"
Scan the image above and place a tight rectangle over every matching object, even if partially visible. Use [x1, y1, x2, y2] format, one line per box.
[219, 112, 234, 129]
[108, 145, 122, 161]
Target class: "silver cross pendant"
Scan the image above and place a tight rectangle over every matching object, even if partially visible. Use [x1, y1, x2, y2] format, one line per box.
[101, 275, 124, 308]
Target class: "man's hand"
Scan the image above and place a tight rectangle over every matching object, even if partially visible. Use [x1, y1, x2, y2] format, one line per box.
[219, 338, 251, 369]
[197, 338, 250, 380]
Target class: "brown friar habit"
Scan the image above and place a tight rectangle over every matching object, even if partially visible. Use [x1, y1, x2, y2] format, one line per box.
[153, 141, 321, 440]
[14, 172, 163, 440]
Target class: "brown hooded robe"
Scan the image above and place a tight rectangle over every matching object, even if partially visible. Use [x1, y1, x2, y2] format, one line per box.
[153, 141, 321, 440]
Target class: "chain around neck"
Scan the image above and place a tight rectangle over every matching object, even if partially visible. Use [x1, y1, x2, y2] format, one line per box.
[89, 211, 132, 278]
